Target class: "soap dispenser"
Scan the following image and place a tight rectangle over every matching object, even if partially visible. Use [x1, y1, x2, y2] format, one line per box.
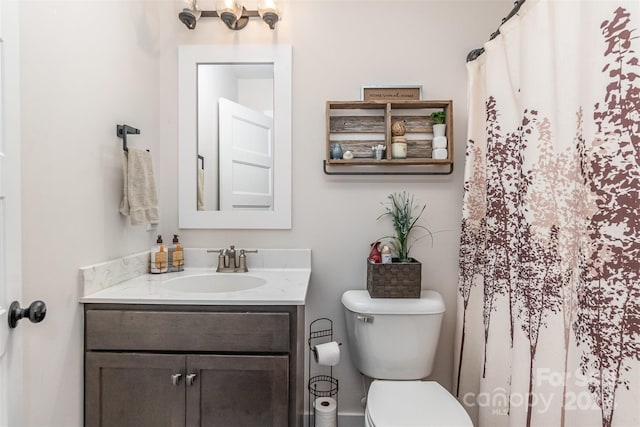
[150, 235, 168, 274]
[168, 234, 184, 272]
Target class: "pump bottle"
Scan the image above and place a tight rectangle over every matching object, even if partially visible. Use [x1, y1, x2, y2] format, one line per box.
[168, 234, 184, 272]
[150, 235, 168, 274]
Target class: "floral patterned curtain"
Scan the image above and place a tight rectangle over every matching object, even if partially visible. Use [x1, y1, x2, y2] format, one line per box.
[455, 1, 639, 426]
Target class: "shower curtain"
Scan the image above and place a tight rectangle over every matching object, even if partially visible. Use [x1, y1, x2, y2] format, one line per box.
[455, 1, 639, 426]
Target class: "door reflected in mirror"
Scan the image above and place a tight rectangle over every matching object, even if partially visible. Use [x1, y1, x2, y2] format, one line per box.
[197, 64, 274, 211]
[178, 45, 291, 229]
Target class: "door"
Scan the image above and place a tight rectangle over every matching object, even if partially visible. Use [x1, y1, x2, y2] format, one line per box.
[218, 97, 274, 211]
[0, 0, 23, 425]
[186, 354, 289, 427]
[85, 352, 187, 427]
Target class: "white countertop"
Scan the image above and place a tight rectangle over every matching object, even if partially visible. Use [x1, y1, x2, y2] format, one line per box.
[79, 267, 311, 306]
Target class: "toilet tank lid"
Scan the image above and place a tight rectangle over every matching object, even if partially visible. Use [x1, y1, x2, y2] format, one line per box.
[341, 290, 445, 315]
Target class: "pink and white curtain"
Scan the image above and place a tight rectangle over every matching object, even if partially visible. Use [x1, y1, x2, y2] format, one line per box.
[455, 1, 639, 426]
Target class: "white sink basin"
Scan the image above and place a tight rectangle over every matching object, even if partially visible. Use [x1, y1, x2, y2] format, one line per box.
[163, 274, 266, 293]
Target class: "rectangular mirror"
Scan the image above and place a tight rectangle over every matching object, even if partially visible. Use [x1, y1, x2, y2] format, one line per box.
[178, 44, 292, 229]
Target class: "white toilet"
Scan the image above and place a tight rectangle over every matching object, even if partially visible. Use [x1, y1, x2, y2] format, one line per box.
[341, 290, 472, 427]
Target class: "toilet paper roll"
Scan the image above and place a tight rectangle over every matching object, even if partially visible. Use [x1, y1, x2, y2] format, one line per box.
[432, 148, 448, 160]
[314, 397, 337, 427]
[313, 341, 341, 366]
[433, 136, 448, 149]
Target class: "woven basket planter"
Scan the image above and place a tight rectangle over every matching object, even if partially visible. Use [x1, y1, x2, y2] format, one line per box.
[366, 258, 422, 298]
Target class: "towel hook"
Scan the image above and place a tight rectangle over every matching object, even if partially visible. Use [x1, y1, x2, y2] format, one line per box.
[117, 124, 142, 152]
[198, 154, 205, 170]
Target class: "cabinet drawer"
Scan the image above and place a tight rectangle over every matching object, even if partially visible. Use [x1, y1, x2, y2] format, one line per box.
[85, 310, 290, 352]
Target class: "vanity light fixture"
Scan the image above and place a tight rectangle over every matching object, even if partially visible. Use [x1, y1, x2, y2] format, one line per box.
[178, 0, 280, 31]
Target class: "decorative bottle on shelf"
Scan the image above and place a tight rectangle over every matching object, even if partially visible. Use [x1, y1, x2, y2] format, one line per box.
[150, 235, 168, 274]
[168, 234, 184, 272]
[330, 143, 343, 159]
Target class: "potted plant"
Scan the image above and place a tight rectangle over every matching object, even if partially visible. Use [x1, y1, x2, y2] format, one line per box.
[378, 191, 430, 261]
[366, 191, 430, 298]
[431, 111, 446, 137]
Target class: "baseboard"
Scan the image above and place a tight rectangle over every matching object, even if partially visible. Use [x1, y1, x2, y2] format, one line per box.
[304, 412, 364, 427]
[337, 413, 365, 427]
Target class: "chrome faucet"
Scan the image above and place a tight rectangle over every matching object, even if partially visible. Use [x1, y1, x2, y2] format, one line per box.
[207, 245, 258, 272]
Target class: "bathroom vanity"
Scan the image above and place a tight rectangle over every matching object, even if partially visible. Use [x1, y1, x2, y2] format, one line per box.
[80, 249, 310, 427]
[84, 303, 302, 427]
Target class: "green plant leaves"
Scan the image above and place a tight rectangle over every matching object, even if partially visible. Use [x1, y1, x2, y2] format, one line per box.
[377, 191, 430, 262]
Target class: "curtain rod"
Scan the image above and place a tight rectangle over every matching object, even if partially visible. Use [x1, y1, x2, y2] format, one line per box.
[466, 0, 526, 62]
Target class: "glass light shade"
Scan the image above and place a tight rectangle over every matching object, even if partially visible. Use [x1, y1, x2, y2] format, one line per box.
[216, 0, 242, 24]
[257, 0, 279, 29]
[258, 0, 278, 14]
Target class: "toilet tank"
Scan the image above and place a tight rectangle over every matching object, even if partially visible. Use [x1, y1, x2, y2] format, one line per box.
[341, 290, 445, 380]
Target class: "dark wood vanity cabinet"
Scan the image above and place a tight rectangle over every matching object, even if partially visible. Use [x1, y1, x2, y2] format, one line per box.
[84, 304, 304, 427]
[85, 353, 186, 427]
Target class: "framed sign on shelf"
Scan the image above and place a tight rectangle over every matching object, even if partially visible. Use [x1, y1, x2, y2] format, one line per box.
[361, 85, 422, 101]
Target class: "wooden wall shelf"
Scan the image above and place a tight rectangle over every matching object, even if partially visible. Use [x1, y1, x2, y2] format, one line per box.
[324, 100, 453, 175]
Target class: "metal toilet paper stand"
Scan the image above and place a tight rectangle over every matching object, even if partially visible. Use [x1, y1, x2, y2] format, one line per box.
[308, 318, 339, 427]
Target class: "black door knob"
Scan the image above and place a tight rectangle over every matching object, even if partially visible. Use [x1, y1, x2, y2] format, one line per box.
[8, 300, 47, 328]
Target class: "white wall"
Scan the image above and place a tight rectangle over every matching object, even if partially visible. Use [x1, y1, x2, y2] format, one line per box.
[20, 2, 161, 425]
[198, 65, 237, 209]
[19, 0, 510, 425]
[238, 77, 274, 114]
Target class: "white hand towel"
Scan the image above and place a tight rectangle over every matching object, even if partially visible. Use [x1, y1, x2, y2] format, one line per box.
[119, 147, 160, 225]
[197, 166, 205, 211]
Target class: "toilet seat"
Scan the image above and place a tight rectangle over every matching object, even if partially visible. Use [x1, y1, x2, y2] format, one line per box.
[365, 380, 472, 427]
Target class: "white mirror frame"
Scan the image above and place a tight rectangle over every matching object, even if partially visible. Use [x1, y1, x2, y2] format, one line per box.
[178, 44, 292, 229]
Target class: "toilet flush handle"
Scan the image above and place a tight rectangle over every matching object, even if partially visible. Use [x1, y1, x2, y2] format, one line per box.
[356, 315, 374, 323]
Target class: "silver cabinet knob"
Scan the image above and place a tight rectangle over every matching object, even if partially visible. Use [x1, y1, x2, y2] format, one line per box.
[186, 373, 197, 386]
[171, 373, 182, 386]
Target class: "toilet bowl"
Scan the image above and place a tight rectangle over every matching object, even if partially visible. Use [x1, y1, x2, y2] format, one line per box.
[365, 380, 472, 427]
[341, 290, 471, 427]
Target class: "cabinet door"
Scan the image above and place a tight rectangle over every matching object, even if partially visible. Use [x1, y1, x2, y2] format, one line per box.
[85, 353, 186, 427]
[186, 354, 289, 427]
